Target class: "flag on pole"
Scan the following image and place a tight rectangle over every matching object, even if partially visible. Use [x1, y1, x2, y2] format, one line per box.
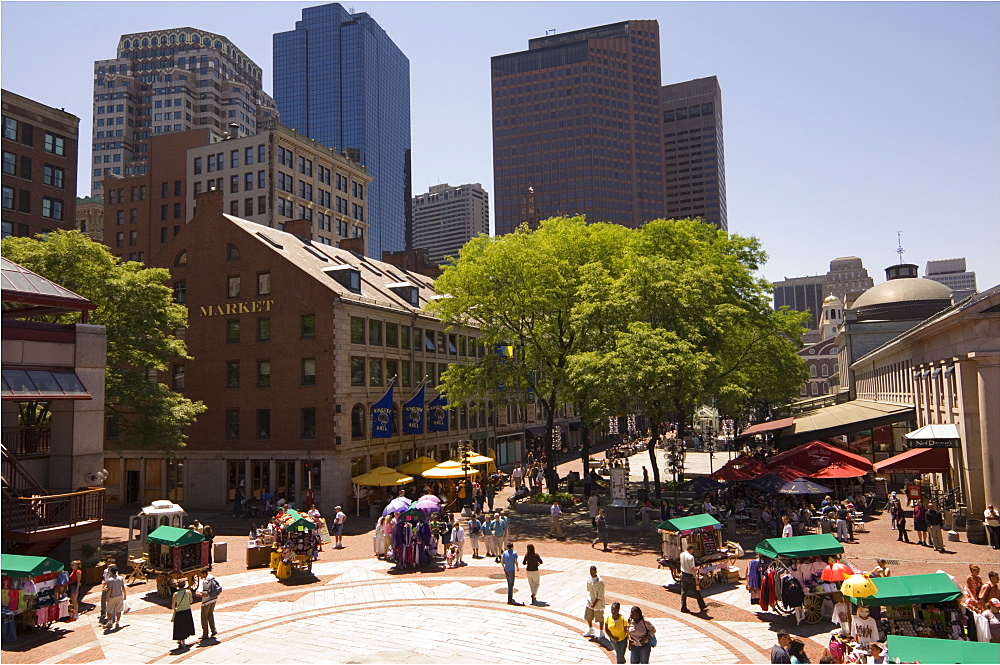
[370, 379, 395, 438]
[403, 382, 426, 435]
[428, 392, 449, 432]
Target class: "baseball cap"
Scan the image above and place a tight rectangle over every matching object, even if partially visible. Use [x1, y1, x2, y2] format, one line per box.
[989, 598, 1000, 608]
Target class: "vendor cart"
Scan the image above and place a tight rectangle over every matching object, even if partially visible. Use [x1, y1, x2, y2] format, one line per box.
[656, 514, 739, 589]
[1, 555, 69, 640]
[273, 509, 318, 577]
[144, 525, 210, 598]
[755, 533, 845, 624]
[849, 573, 966, 641]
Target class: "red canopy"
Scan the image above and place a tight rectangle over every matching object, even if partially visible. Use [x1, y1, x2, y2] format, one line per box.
[810, 461, 869, 479]
[770, 464, 813, 481]
[874, 447, 950, 474]
[769, 440, 873, 475]
[737, 418, 794, 439]
[711, 466, 754, 481]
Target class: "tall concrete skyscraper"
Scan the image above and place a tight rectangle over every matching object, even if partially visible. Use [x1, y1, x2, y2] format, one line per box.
[90, 28, 277, 195]
[412, 183, 489, 265]
[491, 20, 665, 235]
[273, 3, 411, 258]
[661, 76, 727, 231]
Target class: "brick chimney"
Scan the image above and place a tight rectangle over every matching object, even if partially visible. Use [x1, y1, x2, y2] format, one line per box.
[194, 188, 224, 220]
[339, 237, 365, 255]
[282, 219, 314, 240]
[381, 248, 442, 279]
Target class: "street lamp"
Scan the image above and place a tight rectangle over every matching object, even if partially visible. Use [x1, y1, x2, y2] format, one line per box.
[459, 440, 473, 518]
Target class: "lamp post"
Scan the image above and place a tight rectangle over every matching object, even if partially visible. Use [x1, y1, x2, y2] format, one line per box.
[459, 441, 473, 518]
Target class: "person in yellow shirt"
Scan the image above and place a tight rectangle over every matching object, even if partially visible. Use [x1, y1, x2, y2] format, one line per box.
[604, 601, 628, 664]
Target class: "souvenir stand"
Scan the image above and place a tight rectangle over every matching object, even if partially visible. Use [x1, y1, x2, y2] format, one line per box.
[884, 635, 998, 664]
[246, 523, 275, 569]
[751, 534, 846, 624]
[1, 555, 69, 641]
[849, 573, 966, 641]
[388, 506, 434, 571]
[272, 509, 317, 578]
[656, 514, 739, 589]
[145, 525, 210, 598]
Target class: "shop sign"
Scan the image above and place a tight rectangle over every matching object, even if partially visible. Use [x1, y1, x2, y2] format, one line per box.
[610, 467, 626, 500]
[904, 439, 958, 449]
[199, 300, 275, 317]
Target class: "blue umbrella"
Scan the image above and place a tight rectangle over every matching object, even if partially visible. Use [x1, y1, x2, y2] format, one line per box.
[779, 478, 834, 495]
[747, 474, 787, 494]
[677, 476, 725, 493]
[382, 496, 412, 516]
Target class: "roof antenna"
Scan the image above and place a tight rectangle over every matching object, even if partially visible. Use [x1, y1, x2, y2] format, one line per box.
[895, 231, 905, 264]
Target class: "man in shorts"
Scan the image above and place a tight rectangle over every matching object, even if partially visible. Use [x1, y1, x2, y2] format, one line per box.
[583, 565, 606, 639]
[333, 505, 347, 548]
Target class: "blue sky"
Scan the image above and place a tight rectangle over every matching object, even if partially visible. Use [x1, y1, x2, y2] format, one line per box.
[2, 1, 998, 289]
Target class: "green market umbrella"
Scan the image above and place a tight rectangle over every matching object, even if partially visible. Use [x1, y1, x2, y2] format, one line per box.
[657, 513, 722, 534]
[147, 525, 206, 546]
[755, 533, 844, 559]
[848, 573, 962, 606]
[885, 635, 1000, 664]
[1, 554, 64, 578]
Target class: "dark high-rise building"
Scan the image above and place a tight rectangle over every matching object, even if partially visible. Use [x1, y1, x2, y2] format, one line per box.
[491, 20, 665, 235]
[90, 28, 277, 195]
[273, 3, 411, 258]
[661, 76, 727, 231]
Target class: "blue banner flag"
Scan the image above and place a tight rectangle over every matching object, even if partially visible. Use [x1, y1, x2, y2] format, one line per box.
[403, 382, 425, 435]
[428, 392, 449, 432]
[370, 380, 395, 438]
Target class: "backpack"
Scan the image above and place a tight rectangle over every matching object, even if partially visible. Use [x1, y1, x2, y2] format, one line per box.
[205, 577, 222, 600]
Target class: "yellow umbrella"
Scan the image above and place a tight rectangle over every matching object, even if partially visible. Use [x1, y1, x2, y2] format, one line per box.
[351, 466, 414, 487]
[422, 460, 480, 479]
[452, 451, 494, 465]
[841, 573, 879, 600]
[396, 456, 440, 476]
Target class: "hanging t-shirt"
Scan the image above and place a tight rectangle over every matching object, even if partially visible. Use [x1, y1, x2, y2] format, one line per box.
[852, 614, 880, 646]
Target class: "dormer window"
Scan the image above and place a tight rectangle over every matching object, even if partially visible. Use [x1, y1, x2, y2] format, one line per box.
[387, 281, 419, 306]
[322, 265, 361, 292]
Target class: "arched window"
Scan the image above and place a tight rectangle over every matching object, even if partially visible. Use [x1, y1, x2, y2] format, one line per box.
[192, 35, 201, 44]
[226, 243, 240, 260]
[169, 34, 177, 44]
[151, 37, 158, 46]
[821, 364, 829, 378]
[351, 404, 365, 439]
[142, 37, 149, 47]
[823, 382, 830, 394]
[174, 250, 187, 266]
[811, 382, 819, 395]
[834, 363, 839, 374]
[810, 364, 817, 378]
[214, 40, 223, 49]
[179, 33, 187, 43]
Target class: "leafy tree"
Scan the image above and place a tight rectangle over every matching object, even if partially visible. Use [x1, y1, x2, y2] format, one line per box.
[428, 217, 630, 491]
[3, 231, 206, 451]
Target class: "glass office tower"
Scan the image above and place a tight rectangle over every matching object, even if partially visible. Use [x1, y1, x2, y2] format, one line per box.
[274, 3, 411, 257]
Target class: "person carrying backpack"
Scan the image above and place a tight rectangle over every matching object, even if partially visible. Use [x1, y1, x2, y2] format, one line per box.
[197, 566, 222, 640]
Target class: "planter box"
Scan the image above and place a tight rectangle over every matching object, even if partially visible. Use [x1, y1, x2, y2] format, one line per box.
[515, 503, 553, 514]
[81, 563, 105, 586]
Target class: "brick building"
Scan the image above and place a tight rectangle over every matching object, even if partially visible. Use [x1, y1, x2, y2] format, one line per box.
[102, 190, 557, 512]
[2, 89, 79, 239]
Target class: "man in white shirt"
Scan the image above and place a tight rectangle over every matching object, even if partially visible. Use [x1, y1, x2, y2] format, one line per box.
[449, 520, 466, 565]
[547, 500, 565, 538]
[851, 605, 880, 647]
[782, 515, 794, 538]
[333, 506, 347, 549]
[679, 544, 708, 614]
[583, 566, 606, 638]
[511, 464, 524, 489]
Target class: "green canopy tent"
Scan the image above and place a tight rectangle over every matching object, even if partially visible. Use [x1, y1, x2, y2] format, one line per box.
[657, 514, 722, 534]
[755, 533, 844, 559]
[146, 525, 206, 546]
[277, 509, 317, 531]
[885, 635, 999, 664]
[1, 554, 64, 578]
[848, 573, 962, 606]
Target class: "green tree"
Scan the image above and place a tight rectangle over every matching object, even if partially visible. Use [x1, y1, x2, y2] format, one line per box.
[3, 231, 206, 450]
[428, 216, 630, 491]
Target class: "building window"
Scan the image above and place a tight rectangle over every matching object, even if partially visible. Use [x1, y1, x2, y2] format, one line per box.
[385, 322, 398, 348]
[2, 116, 17, 141]
[401, 360, 411, 388]
[350, 357, 365, 386]
[226, 319, 240, 343]
[172, 280, 186, 303]
[257, 272, 271, 295]
[401, 326, 410, 350]
[257, 318, 271, 341]
[225, 409, 240, 439]
[810, 365, 817, 378]
[41, 197, 64, 220]
[227, 275, 240, 298]
[350, 317, 365, 344]
[257, 409, 271, 440]
[226, 361, 240, 388]
[369, 320, 383, 346]
[351, 404, 365, 439]
[42, 165, 64, 188]
[369, 358, 383, 386]
[256, 360, 271, 387]
[302, 358, 316, 386]
[386, 359, 398, 385]
[301, 408, 316, 439]
[227, 243, 240, 260]
[43, 132, 65, 156]
[105, 413, 120, 440]
[171, 364, 185, 390]
[301, 314, 316, 338]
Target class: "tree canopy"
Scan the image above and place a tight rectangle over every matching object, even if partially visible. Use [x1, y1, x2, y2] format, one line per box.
[3, 231, 206, 451]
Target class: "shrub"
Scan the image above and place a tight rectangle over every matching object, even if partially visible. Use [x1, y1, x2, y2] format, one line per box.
[529, 492, 576, 508]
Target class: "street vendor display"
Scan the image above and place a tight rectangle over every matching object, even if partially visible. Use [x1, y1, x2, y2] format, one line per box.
[1, 555, 70, 641]
[657, 514, 739, 589]
[145, 525, 210, 598]
[750, 533, 846, 625]
[388, 506, 435, 570]
[271, 509, 318, 578]
[849, 573, 966, 640]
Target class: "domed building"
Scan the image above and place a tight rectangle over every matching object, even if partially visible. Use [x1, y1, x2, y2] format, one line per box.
[833, 264, 954, 398]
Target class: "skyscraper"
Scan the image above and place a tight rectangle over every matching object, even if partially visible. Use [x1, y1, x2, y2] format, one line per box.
[924, 258, 977, 296]
[91, 28, 277, 195]
[412, 183, 490, 265]
[491, 20, 665, 235]
[661, 76, 727, 231]
[273, 3, 412, 258]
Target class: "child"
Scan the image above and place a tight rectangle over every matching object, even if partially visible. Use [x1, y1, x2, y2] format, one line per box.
[445, 544, 459, 569]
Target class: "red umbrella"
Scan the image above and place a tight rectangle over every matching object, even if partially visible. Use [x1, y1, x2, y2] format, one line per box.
[821, 561, 853, 582]
[810, 462, 868, 479]
[771, 464, 811, 481]
[711, 466, 754, 481]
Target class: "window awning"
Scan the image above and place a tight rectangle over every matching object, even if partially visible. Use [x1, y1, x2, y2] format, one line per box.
[902, 423, 960, 448]
[736, 417, 794, 439]
[1, 369, 92, 400]
[873, 447, 951, 474]
[776, 400, 914, 447]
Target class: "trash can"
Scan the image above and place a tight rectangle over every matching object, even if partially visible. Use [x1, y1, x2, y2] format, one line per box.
[213, 540, 228, 563]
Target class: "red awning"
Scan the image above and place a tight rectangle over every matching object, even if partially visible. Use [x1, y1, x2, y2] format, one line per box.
[710, 466, 754, 481]
[737, 418, 794, 439]
[770, 464, 813, 481]
[810, 461, 869, 479]
[769, 440, 874, 475]
[874, 447, 951, 474]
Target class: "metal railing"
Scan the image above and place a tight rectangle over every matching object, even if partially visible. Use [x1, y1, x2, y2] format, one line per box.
[2, 487, 105, 535]
[2, 426, 52, 456]
[1, 450, 48, 497]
